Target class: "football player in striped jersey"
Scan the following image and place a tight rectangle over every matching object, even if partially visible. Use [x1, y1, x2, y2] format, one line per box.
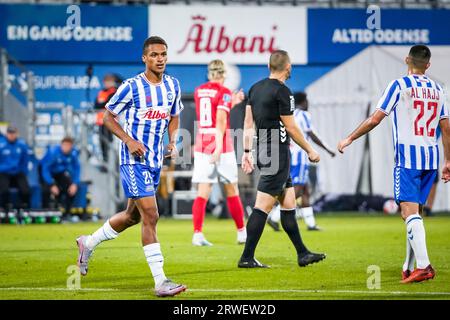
[76, 36, 187, 297]
[338, 45, 450, 283]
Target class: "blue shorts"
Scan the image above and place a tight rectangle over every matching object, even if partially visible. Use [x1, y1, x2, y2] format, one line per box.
[393, 167, 437, 205]
[120, 164, 161, 199]
[290, 163, 309, 186]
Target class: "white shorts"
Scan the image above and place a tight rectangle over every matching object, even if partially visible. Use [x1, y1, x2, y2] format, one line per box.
[192, 152, 238, 184]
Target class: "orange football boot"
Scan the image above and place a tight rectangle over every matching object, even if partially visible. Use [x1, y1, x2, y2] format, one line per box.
[402, 270, 411, 281]
[401, 265, 435, 284]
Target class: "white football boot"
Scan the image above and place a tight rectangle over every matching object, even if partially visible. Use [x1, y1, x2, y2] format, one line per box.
[192, 232, 213, 246]
[237, 228, 247, 244]
[76, 235, 94, 276]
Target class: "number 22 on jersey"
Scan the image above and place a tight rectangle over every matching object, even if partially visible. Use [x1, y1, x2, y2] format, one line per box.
[413, 100, 437, 137]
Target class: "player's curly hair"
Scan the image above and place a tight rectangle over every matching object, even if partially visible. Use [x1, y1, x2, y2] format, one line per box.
[143, 36, 168, 54]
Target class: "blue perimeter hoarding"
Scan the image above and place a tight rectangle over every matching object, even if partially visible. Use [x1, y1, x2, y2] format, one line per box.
[1, 5, 450, 108]
[308, 9, 450, 64]
[2, 5, 450, 65]
[0, 4, 148, 63]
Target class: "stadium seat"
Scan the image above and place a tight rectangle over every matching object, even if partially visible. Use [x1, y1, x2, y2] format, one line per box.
[72, 181, 90, 209]
[7, 150, 42, 209]
[7, 151, 91, 211]
[27, 152, 42, 208]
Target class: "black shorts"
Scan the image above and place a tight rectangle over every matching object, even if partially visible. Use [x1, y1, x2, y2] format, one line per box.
[256, 148, 292, 197]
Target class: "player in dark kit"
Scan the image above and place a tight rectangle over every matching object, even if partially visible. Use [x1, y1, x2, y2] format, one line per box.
[238, 50, 326, 268]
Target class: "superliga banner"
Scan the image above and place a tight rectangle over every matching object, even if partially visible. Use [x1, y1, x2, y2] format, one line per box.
[149, 5, 308, 65]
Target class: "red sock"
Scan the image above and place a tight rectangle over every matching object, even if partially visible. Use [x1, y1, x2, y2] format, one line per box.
[192, 197, 207, 233]
[226, 196, 245, 230]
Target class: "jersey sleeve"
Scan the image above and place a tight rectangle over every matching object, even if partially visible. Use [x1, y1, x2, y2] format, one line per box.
[302, 112, 314, 133]
[105, 81, 132, 116]
[217, 88, 233, 113]
[376, 80, 400, 115]
[277, 85, 294, 116]
[247, 86, 253, 106]
[171, 79, 184, 116]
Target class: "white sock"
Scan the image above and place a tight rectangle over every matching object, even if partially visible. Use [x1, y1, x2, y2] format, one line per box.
[403, 233, 415, 272]
[405, 214, 430, 269]
[301, 207, 316, 228]
[269, 204, 281, 223]
[295, 208, 302, 220]
[193, 232, 205, 240]
[237, 228, 247, 241]
[86, 220, 119, 250]
[143, 243, 167, 288]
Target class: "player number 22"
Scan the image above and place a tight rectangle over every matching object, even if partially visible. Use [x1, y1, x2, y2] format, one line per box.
[413, 100, 437, 137]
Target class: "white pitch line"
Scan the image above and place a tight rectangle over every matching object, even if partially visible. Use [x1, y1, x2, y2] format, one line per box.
[1, 287, 450, 296]
[189, 288, 450, 296]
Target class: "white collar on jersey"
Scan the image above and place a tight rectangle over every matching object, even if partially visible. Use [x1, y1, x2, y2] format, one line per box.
[141, 72, 164, 86]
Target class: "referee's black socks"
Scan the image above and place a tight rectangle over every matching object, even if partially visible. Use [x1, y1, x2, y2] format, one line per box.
[241, 208, 267, 260]
[281, 209, 309, 256]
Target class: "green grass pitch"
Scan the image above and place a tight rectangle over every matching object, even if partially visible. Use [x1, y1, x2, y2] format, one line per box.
[1, 213, 450, 300]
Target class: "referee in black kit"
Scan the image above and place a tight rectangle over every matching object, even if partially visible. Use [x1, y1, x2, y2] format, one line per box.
[238, 50, 326, 268]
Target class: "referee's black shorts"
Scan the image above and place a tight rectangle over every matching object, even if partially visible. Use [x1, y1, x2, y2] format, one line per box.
[257, 150, 293, 197]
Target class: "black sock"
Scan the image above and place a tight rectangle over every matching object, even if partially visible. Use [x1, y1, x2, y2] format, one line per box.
[241, 208, 267, 260]
[281, 209, 309, 256]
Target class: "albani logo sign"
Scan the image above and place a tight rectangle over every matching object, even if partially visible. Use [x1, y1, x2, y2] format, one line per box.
[177, 15, 277, 55]
[150, 5, 307, 64]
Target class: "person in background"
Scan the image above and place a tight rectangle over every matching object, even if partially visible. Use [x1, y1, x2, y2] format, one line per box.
[94, 74, 120, 169]
[191, 59, 246, 246]
[0, 125, 30, 212]
[267, 92, 336, 231]
[41, 136, 81, 219]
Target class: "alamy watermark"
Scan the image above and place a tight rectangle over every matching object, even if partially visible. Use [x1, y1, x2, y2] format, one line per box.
[366, 5, 381, 30]
[66, 5, 81, 29]
[66, 265, 81, 290]
[173, 125, 282, 175]
[366, 265, 381, 290]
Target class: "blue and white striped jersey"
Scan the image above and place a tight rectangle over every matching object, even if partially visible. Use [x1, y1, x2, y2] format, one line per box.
[290, 109, 314, 166]
[105, 72, 184, 168]
[376, 74, 448, 170]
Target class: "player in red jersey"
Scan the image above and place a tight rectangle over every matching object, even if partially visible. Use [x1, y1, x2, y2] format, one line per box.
[191, 59, 246, 246]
